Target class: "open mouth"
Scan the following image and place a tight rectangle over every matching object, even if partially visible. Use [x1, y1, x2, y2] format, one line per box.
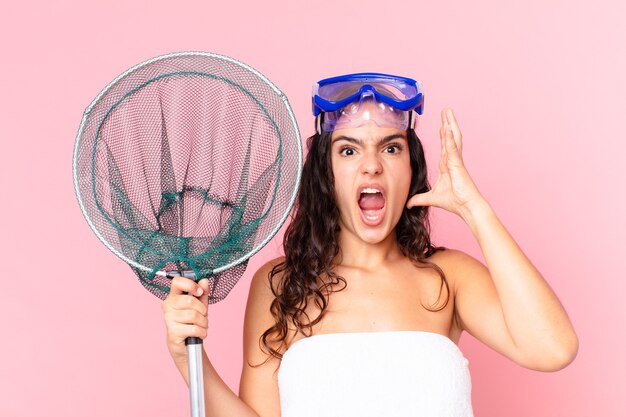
[358, 187, 386, 226]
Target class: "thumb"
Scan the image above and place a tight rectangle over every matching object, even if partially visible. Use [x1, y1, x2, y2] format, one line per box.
[197, 278, 211, 306]
[407, 190, 434, 209]
[168, 275, 203, 297]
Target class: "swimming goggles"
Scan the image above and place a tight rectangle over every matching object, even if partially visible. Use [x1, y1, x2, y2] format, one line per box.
[312, 72, 424, 133]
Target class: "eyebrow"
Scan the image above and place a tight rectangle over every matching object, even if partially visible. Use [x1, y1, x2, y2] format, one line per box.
[331, 133, 407, 146]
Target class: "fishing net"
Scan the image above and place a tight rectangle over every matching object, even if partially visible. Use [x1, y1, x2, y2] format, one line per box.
[73, 52, 302, 303]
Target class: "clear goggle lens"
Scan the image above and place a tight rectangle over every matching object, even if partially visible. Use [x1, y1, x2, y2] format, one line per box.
[319, 94, 414, 133]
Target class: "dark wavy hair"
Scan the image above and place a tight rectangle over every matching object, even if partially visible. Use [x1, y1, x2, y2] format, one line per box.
[258, 128, 449, 362]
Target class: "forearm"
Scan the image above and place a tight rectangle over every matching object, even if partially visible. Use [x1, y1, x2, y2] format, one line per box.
[460, 198, 579, 364]
[174, 347, 260, 417]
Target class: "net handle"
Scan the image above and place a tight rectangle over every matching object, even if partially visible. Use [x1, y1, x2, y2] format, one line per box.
[170, 270, 206, 417]
[187, 341, 205, 417]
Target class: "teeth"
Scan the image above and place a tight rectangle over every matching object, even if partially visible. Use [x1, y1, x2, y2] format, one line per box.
[361, 188, 381, 194]
[363, 211, 381, 220]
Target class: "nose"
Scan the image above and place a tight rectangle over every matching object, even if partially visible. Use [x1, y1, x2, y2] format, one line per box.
[360, 150, 383, 175]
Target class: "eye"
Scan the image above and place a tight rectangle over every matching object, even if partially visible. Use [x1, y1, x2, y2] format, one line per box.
[339, 147, 356, 157]
[385, 144, 403, 154]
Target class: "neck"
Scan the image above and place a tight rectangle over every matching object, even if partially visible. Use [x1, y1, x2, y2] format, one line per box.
[334, 227, 405, 271]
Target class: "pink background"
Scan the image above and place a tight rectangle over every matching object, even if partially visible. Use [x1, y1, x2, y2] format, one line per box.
[1, 0, 624, 416]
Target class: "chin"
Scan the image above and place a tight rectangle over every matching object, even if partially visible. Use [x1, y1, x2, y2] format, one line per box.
[353, 216, 398, 245]
[358, 231, 393, 245]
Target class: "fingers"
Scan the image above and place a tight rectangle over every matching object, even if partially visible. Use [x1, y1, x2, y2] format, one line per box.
[439, 122, 449, 174]
[168, 275, 204, 297]
[444, 124, 456, 152]
[163, 276, 208, 317]
[442, 108, 463, 155]
[163, 304, 209, 350]
[164, 309, 209, 335]
[163, 278, 211, 353]
[440, 108, 464, 162]
[165, 308, 208, 328]
[197, 278, 210, 306]
[444, 125, 465, 168]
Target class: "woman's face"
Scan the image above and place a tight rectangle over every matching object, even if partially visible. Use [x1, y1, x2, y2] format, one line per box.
[330, 119, 412, 245]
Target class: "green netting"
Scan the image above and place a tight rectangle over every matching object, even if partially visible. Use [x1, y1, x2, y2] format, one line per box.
[73, 52, 302, 301]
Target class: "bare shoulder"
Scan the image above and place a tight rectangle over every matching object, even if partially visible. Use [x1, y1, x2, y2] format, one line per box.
[238, 256, 285, 417]
[427, 247, 480, 267]
[249, 256, 286, 296]
[425, 247, 484, 293]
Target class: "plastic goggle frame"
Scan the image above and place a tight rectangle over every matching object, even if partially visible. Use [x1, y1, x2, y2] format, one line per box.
[312, 72, 424, 117]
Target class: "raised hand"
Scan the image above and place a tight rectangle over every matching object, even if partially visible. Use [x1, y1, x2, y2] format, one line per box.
[406, 108, 485, 220]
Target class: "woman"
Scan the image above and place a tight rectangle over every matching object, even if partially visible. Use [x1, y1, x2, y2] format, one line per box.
[162, 73, 578, 417]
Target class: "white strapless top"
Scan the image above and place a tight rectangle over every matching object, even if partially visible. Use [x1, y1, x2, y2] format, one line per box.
[278, 331, 473, 417]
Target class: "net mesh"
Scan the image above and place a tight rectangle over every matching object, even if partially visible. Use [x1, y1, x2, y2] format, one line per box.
[74, 53, 301, 302]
